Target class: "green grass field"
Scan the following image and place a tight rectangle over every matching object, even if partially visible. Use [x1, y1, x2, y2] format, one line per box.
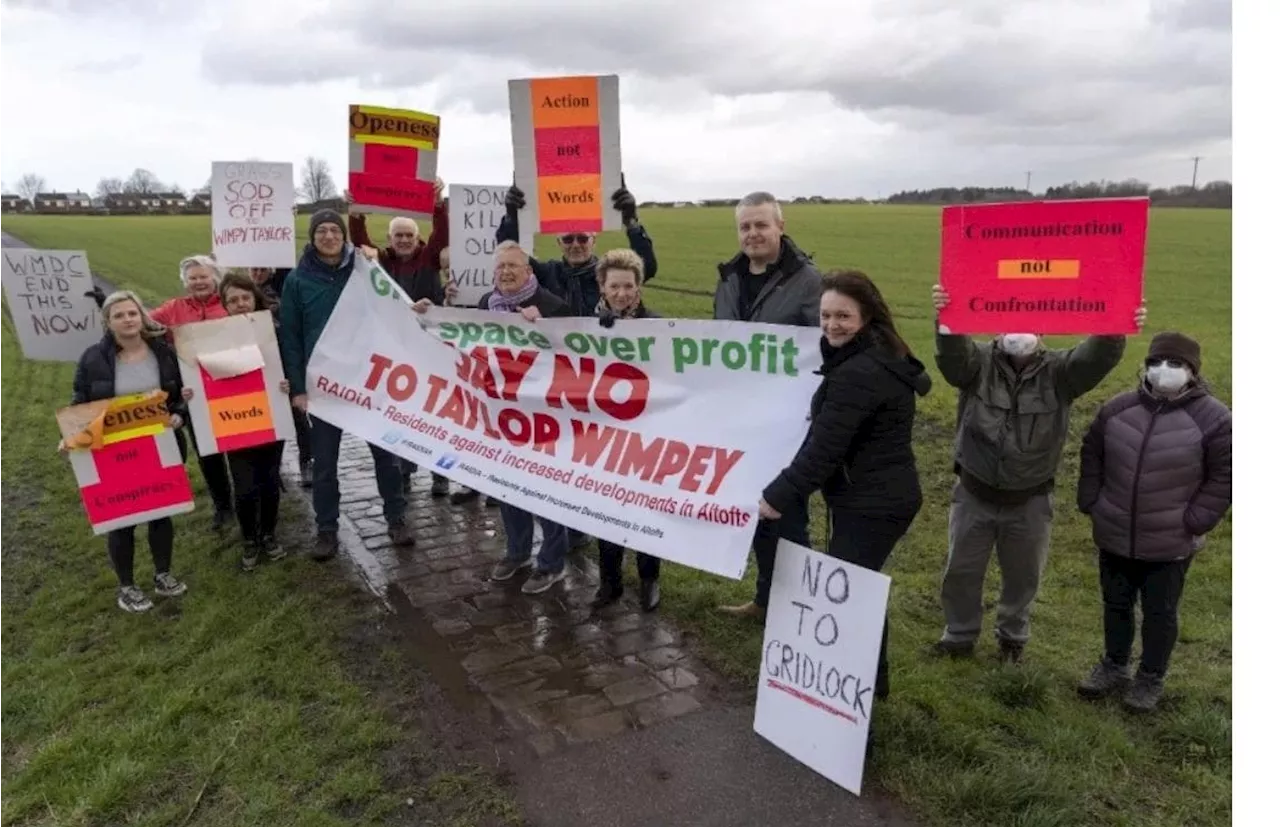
[1, 206, 1232, 827]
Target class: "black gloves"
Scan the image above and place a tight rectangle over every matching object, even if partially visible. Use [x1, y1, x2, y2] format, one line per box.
[598, 310, 617, 329]
[85, 284, 106, 308]
[504, 183, 526, 216]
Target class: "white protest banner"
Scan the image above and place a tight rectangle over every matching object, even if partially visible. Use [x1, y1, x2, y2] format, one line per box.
[210, 161, 295, 267]
[753, 540, 891, 796]
[449, 184, 508, 307]
[173, 311, 295, 456]
[1, 248, 102, 362]
[306, 257, 822, 579]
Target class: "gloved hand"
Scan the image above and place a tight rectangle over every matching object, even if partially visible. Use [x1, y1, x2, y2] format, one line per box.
[85, 284, 106, 308]
[598, 310, 617, 329]
[505, 180, 526, 215]
[611, 172, 637, 224]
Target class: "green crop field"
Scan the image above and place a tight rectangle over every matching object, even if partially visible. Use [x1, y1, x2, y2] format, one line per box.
[1, 205, 1232, 827]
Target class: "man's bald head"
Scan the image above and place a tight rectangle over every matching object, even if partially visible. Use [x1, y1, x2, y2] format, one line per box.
[388, 216, 420, 258]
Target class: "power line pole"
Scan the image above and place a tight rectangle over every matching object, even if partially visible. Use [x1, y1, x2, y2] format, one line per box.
[1025, 171, 1032, 193]
[1191, 156, 1202, 190]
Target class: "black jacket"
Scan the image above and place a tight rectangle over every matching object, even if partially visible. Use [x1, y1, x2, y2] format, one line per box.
[478, 286, 572, 318]
[72, 334, 190, 452]
[763, 329, 932, 520]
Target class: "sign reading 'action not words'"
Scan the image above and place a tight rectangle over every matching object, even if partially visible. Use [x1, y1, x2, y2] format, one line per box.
[938, 197, 1150, 336]
[1, 247, 102, 362]
[754, 540, 891, 797]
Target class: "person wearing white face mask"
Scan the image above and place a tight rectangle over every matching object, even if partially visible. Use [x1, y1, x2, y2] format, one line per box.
[1075, 332, 1231, 712]
[929, 284, 1146, 663]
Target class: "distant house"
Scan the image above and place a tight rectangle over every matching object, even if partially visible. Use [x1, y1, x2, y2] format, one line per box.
[155, 191, 188, 211]
[1, 195, 32, 213]
[34, 191, 70, 211]
[104, 194, 143, 212]
[66, 190, 92, 210]
[190, 192, 212, 212]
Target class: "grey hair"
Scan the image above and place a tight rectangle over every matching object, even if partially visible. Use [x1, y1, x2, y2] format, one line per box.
[101, 289, 167, 339]
[494, 240, 528, 263]
[389, 216, 420, 235]
[179, 254, 221, 286]
[735, 191, 783, 223]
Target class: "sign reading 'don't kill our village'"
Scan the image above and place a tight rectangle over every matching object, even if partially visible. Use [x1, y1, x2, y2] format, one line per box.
[938, 197, 1150, 336]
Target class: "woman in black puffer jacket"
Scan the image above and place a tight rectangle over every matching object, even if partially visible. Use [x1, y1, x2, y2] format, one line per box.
[591, 248, 664, 613]
[760, 270, 932, 702]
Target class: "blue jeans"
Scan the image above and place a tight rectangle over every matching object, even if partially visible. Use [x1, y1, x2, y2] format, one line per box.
[498, 502, 568, 574]
[309, 416, 406, 533]
[753, 492, 811, 608]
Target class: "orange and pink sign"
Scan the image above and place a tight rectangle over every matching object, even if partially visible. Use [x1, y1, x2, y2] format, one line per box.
[938, 197, 1150, 335]
[508, 74, 622, 246]
[57, 393, 195, 535]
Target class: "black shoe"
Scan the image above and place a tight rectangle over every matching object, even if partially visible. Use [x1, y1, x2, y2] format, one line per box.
[401, 471, 413, 493]
[388, 520, 415, 547]
[640, 578, 660, 612]
[311, 530, 339, 562]
[930, 639, 976, 658]
[299, 460, 313, 489]
[211, 509, 233, 531]
[591, 583, 624, 609]
[431, 475, 450, 497]
[998, 639, 1025, 664]
[450, 488, 479, 505]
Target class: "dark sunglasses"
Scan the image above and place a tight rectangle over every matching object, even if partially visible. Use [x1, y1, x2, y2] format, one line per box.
[1145, 357, 1186, 369]
[560, 234, 591, 245]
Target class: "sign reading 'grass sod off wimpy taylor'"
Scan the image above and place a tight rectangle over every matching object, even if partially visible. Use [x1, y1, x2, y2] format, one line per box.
[938, 197, 1150, 336]
[210, 161, 295, 268]
[306, 257, 823, 580]
[348, 105, 440, 220]
[509, 74, 622, 249]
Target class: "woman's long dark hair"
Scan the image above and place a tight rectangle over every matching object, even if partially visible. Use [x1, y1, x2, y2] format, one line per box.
[821, 269, 914, 359]
[218, 271, 271, 312]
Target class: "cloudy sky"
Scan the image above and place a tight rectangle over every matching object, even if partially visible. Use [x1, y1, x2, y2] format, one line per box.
[0, 0, 1231, 201]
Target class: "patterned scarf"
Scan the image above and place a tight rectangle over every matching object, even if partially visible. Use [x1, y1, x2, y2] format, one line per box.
[488, 273, 540, 313]
[594, 296, 644, 320]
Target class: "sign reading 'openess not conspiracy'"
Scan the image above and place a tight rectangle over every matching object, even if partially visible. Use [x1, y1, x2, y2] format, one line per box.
[307, 257, 822, 580]
[938, 197, 1149, 335]
[348, 105, 440, 220]
[509, 74, 622, 247]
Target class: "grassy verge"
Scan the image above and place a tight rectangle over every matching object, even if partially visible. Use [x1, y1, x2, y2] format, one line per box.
[0, 314, 520, 826]
[1, 206, 1232, 826]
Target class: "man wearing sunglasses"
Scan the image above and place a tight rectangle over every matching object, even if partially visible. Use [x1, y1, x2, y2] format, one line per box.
[495, 175, 658, 318]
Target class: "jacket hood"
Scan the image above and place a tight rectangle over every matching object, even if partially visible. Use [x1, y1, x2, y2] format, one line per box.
[717, 234, 813, 281]
[821, 330, 932, 397]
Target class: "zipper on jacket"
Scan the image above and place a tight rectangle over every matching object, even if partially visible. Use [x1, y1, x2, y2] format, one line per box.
[1127, 403, 1164, 558]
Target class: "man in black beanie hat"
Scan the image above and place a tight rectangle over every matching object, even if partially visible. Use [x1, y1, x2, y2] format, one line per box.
[279, 208, 416, 561]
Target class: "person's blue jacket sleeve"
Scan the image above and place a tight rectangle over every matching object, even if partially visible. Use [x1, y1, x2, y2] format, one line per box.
[277, 270, 306, 396]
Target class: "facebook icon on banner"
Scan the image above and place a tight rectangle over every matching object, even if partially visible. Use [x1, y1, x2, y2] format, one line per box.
[436, 454, 459, 471]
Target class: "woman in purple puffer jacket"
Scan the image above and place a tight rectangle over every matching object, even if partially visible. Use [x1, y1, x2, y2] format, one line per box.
[1075, 332, 1231, 713]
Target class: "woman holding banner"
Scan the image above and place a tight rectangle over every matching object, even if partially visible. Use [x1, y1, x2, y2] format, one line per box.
[71, 290, 190, 613]
[758, 270, 932, 703]
[218, 272, 291, 572]
[590, 248, 663, 611]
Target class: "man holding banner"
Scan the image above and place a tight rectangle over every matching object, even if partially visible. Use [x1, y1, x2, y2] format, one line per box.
[278, 210, 415, 560]
[717, 191, 823, 620]
[930, 284, 1146, 662]
[345, 182, 456, 498]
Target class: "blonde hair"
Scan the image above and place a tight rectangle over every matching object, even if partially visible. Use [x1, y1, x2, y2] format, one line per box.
[595, 248, 644, 286]
[101, 290, 167, 339]
[179, 254, 221, 286]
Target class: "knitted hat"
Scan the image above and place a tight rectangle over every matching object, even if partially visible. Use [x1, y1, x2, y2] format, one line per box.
[1147, 331, 1201, 375]
[309, 209, 347, 245]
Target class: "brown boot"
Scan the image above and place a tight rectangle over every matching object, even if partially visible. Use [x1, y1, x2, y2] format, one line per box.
[718, 601, 765, 620]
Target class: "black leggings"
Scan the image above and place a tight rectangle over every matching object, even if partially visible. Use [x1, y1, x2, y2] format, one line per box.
[227, 441, 285, 542]
[826, 506, 915, 699]
[188, 423, 234, 512]
[107, 519, 174, 587]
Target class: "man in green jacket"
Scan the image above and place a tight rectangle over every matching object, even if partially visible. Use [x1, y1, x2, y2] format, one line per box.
[931, 284, 1146, 662]
[279, 210, 415, 561]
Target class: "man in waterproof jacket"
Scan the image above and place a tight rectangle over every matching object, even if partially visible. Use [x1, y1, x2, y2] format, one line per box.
[345, 183, 456, 498]
[930, 283, 1146, 663]
[495, 175, 657, 317]
[278, 210, 415, 561]
[717, 191, 823, 620]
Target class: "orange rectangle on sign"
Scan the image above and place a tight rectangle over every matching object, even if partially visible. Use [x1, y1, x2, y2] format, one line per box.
[538, 174, 602, 222]
[996, 259, 1081, 279]
[529, 77, 600, 129]
[209, 391, 272, 438]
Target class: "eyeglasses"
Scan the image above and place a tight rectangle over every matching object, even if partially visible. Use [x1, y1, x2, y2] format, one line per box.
[560, 234, 591, 245]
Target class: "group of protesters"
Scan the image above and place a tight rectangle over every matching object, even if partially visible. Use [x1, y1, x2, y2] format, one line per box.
[70, 177, 1231, 715]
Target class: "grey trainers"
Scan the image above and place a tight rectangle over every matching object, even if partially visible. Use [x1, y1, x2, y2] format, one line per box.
[1078, 659, 1131, 700]
[117, 585, 154, 613]
[260, 534, 286, 562]
[1122, 670, 1165, 713]
[521, 568, 566, 594]
[153, 572, 187, 598]
[241, 540, 259, 572]
[490, 558, 532, 582]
